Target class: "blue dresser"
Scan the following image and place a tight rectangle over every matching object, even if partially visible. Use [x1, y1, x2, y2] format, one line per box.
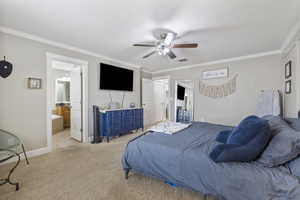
[98, 108, 143, 142]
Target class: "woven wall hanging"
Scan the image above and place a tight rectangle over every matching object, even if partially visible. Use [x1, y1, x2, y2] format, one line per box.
[199, 74, 238, 98]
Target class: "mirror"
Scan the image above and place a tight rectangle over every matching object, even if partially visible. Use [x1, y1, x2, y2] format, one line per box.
[55, 79, 70, 104]
[174, 80, 194, 123]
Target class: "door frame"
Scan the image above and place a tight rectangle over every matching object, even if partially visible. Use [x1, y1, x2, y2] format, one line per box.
[46, 53, 89, 152]
[142, 78, 154, 127]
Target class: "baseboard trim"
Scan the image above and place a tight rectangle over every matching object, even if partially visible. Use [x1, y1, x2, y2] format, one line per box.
[0, 146, 50, 165]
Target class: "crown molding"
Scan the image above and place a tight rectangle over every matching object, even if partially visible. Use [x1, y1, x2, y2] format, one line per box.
[140, 68, 153, 74]
[152, 50, 281, 74]
[0, 26, 141, 69]
[0, 26, 284, 74]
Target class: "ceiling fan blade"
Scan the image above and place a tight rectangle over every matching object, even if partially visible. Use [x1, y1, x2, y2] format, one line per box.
[173, 43, 198, 48]
[167, 50, 176, 59]
[163, 33, 176, 45]
[142, 51, 156, 59]
[133, 43, 156, 47]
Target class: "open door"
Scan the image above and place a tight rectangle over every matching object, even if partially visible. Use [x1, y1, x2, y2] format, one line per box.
[142, 78, 154, 127]
[70, 66, 82, 141]
[153, 79, 169, 123]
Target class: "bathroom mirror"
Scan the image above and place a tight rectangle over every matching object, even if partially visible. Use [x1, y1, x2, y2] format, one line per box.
[55, 79, 70, 104]
[174, 80, 194, 123]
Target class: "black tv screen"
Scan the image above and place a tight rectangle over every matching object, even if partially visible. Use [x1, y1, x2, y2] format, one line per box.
[177, 85, 185, 100]
[100, 63, 134, 91]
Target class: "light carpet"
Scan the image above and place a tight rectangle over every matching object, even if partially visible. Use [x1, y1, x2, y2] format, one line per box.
[0, 132, 215, 200]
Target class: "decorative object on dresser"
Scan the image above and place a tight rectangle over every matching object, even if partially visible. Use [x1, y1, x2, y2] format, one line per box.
[27, 77, 42, 89]
[285, 61, 292, 79]
[93, 106, 143, 143]
[129, 102, 136, 108]
[0, 56, 13, 78]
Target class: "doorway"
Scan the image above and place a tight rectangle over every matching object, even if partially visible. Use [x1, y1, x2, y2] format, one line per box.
[174, 80, 194, 123]
[46, 53, 88, 151]
[153, 78, 169, 123]
[142, 77, 170, 127]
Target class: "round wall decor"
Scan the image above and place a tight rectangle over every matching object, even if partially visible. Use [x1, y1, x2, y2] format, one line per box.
[0, 57, 13, 78]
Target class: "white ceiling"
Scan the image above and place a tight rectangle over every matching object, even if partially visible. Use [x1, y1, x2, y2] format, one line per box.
[1, 0, 300, 72]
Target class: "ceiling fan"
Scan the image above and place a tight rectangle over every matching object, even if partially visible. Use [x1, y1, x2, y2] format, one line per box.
[133, 32, 198, 62]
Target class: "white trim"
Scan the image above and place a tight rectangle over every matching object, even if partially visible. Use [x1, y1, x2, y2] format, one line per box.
[0, 26, 140, 69]
[141, 69, 153, 74]
[0, 147, 50, 165]
[152, 75, 170, 81]
[296, 41, 300, 113]
[46, 53, 89, 151]
[0, 26, 284, 74]
[152, 50, 281, 74]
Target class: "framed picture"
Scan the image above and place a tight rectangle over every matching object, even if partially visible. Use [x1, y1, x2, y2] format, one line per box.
[285, 80, 291, 94]
[285, 61, 292, 79]
[28, 78, 42, 89]
[202, 68, 228, 80]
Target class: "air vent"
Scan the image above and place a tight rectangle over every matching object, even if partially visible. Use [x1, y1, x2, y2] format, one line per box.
[178, 58, 188, 62]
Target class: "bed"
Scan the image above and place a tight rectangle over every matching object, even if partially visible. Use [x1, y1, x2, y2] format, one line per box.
[122, 121, 300, 200]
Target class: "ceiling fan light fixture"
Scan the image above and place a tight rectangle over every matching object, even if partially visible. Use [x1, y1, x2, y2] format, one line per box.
[157, 47, 170, 56]
[163, 47, 170, 54]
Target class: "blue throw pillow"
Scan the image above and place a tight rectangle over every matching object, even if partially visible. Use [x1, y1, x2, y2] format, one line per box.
[287, 156, 300, 179]
[210, 116, 271, 163]
[216, 130, 232, 143]
[227, 116, 264, 145]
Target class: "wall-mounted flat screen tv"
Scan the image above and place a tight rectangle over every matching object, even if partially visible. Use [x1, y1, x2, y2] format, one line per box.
[100, 63, 134, 91]
[177, 85, 185, 100]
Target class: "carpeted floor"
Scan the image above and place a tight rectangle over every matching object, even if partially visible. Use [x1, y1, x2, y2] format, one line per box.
[0, 132, 215, 200]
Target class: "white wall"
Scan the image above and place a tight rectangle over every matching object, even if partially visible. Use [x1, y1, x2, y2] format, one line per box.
[0, 32, 140, 151]
[282, 45, 300, 118]
[154, 54, 283, 126]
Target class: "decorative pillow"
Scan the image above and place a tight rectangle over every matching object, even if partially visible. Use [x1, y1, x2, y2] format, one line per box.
[287, 157, 300, 179]
[285, 118, 300, 132]
[227, 116, 266, 145]
[210, 116, 271, 163]
[215, 130, 232, 143]
[257, 115, 300, 167]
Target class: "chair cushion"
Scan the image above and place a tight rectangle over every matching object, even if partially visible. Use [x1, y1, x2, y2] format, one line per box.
[257, 115, 300, 167]
[210, 116, 271, 163]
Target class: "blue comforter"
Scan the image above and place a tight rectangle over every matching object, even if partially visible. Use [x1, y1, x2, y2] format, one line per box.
[122, 122, 300, 200]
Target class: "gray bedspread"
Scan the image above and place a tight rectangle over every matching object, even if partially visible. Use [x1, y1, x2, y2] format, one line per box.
[122, 122, 300, 200]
